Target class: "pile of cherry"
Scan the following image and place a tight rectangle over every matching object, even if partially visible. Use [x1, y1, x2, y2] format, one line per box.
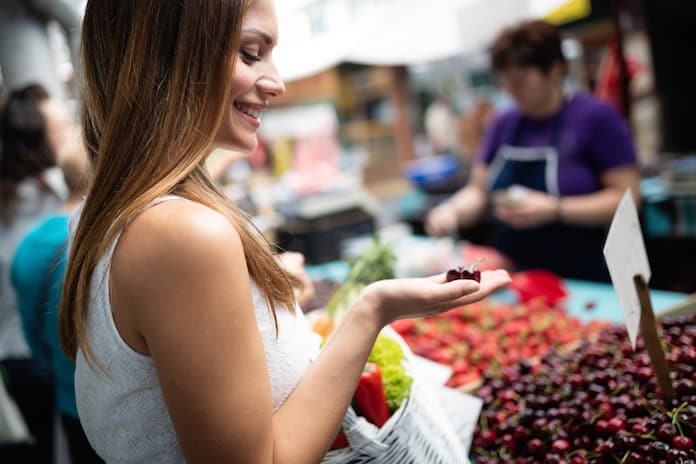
[472, 313, 696, 463]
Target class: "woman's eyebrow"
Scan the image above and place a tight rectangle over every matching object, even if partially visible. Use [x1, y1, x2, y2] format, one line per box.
[242, 28, 272, 45]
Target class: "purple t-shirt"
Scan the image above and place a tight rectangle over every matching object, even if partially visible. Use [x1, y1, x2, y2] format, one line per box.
[477, 93, 637, 195]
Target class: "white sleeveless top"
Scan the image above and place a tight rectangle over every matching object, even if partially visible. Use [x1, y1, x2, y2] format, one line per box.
[73, 197, 321, 463]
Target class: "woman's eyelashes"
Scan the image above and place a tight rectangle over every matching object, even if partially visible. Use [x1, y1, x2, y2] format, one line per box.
[240, 49, 262, 63]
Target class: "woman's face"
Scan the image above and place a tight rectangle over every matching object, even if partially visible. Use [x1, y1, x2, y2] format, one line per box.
[497, 64, 561, 118]
[40, 98, 72, 154]
[214, 0, 285, 152]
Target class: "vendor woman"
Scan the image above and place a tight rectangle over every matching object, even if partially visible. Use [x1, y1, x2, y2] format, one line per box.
[426, 20, 640, 282]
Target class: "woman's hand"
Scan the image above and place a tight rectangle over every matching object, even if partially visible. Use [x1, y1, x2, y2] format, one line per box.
[276, 251, 315, 306]
[494, 188, 560, 228]
[361, 269, 511, 326]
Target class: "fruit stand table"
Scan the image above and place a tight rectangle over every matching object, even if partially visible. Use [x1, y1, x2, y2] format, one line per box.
[305, 260, 688, 323]
[494, 279, 686, 325]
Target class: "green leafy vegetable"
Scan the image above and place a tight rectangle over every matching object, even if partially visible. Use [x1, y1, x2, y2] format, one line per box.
[368, 334, 412, 412]
[380, 364, 413, 412]
[325, 238, 396, 320]
[368, 334, 404, 368]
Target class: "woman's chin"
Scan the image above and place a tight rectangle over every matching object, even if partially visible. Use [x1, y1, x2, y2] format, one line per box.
[211, 137, 256, 155]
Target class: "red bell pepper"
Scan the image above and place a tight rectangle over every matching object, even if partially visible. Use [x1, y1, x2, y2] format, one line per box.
[352, 362, 391, 427]
[330, 431, 348, 450]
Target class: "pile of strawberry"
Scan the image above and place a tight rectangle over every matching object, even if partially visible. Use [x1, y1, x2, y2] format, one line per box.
[391, 299, 610, 388]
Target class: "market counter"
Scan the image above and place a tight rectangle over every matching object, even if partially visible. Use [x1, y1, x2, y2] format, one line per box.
[305, 260, 688, 324]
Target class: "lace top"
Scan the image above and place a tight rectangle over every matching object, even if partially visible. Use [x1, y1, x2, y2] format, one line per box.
[73, 196, 321, 463]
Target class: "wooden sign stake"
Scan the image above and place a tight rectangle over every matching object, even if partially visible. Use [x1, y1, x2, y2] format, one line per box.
[633, 274, 675, 404]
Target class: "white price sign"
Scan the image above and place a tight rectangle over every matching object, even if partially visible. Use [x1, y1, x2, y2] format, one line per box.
[603, 189, 651, 348]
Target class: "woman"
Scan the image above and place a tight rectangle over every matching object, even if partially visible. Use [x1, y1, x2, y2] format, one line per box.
[0, 83, 70, 462]
[12, 138, 103, 463]
[426, 20, 640, 282]
[60, 1, 510, 463]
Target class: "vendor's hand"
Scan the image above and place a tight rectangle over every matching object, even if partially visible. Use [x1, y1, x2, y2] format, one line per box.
[494, 189, 560, 229]
[425, 202, 459, 237]
[276, 252, 315, 306]
[362, 269, 510, 325]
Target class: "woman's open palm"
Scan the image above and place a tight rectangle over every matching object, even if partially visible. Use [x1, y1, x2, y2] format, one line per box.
[364, 269, 511, 325]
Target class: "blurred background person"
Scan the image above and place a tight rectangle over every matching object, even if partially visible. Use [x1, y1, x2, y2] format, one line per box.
[0, 83, 70, 462]
[424, 97, 461, 157]
[12, 136, 103, 463]
[426, 20, 640, 282]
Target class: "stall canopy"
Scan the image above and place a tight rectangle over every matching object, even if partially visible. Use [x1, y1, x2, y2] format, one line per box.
[275, 0, 582, 82]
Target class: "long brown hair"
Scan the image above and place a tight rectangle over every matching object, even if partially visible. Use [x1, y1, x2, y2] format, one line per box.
[59, 0, 300, 363]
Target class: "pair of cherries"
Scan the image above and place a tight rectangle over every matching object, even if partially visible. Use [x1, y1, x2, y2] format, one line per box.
[446, 259, 482, 283]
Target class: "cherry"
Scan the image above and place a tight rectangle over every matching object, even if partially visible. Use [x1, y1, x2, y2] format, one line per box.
[630, 421, 649, 435]
[472, 312, 696, 461]
[550, 438, 570, 453]
[500, 433, 515, 450]
[672, 435, 694, 451]
[606, 416, 627, 433]
[445, 268, 461, 282]
[460, 266, 481, 282]
[656, 422, 676, 441]
[527, 438, 546, 456]
[445, 260, 483, 283]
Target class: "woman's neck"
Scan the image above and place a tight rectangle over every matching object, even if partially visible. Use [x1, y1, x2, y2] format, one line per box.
[59, 197, 83, 213]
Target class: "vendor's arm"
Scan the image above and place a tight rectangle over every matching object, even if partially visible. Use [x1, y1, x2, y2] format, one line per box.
[561, 101, 641, 225]
[111, 199, 510, 464]
[553, 165, 639, 225]
[425, 164, 489, 236]
[426, 110, 514, 236]
[494, 165, 640, 228]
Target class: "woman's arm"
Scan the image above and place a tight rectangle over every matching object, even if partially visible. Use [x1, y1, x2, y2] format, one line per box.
[111, 199, 509, 464]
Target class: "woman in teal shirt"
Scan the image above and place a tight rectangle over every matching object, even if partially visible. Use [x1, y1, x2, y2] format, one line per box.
[12, 145, 102, 463]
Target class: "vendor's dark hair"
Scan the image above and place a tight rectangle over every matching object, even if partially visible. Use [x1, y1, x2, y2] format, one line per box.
[491, 20, 566, 74]
[0, 84, 56, 223]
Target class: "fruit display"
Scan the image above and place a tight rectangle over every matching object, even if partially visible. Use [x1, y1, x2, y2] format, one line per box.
[391, 299, 609, 388]
[472, 313, 696, 463]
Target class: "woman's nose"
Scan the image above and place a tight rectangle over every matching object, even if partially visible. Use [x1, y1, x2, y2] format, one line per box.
[258, 65, 285, 99]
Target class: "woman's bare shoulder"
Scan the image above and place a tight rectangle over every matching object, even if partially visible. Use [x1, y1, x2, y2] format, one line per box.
[111, 199, 246, 304]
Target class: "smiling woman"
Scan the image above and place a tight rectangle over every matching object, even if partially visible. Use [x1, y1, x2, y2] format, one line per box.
[59, 1, 510, 463]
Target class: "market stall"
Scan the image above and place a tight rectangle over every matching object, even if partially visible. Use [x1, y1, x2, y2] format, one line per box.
[300, 231, 694, 463]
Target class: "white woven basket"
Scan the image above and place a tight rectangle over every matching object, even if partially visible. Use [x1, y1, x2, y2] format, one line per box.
[322, 379, 470, 464]
[322, 327, 472, 464]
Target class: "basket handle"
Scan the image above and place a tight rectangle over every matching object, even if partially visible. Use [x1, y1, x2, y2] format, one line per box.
[341, 406, 389, 454]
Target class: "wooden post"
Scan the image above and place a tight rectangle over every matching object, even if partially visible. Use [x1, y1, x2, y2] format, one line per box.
[610, 0, 632, 121]
[391, 66, 414, 165]
[633, 274, 675, 404]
